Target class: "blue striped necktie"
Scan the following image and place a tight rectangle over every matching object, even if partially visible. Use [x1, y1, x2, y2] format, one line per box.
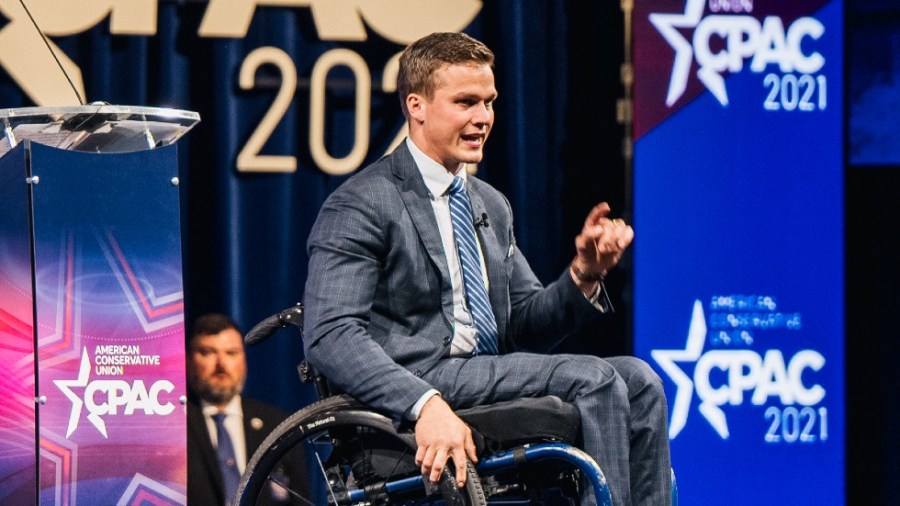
[212, 413, 242, 505]
[448, 176, 499, 355]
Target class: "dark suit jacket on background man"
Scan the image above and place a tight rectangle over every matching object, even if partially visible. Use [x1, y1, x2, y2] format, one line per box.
[186, 396, 301, 506]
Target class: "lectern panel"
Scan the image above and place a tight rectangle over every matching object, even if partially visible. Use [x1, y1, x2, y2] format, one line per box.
[28, 142, 187, 504]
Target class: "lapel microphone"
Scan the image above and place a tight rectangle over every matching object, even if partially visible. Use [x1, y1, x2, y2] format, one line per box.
[474, 213, 489, 228]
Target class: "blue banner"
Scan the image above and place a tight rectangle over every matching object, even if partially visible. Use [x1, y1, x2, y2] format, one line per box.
[633, 1, 844, 504]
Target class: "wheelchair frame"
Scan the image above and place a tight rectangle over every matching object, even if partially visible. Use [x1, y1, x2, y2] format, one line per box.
[236, 304, 677, 505]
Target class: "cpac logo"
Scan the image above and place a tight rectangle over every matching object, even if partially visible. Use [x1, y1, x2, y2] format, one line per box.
[652, 300, 825, 439]
[649, 0, 825, 106]
[54, 348, 176, 438]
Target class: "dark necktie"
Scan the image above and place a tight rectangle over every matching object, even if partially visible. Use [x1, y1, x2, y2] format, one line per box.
[448, 176, 499, 355]
[212, 413, 241, 505]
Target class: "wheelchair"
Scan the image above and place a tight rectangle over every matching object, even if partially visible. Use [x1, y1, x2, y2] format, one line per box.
[236, 304, 678, 506]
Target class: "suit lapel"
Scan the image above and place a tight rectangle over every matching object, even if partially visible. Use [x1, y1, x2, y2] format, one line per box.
[392, 145, 452, 291]
[241, 399, 268, 456]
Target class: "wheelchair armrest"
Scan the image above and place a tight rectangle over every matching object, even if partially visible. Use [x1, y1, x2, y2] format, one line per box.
[245, 303, 304, 346]
[297, 359, 334, 400]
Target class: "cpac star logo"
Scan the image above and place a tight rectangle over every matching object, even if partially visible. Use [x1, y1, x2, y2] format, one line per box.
[652, 300, 826, 440]
[54, 348, 177, 439]
[648, 0, 706, 107]
[649, 0, 826, 107]
[651, 300, 720, 438]
[54, 348, 107, 438]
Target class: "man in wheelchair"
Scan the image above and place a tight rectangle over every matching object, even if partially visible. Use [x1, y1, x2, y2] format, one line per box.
[302, 31, 671, 506]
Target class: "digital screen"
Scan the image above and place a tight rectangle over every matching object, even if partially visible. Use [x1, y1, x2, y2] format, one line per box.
[632, 1, 844, 504]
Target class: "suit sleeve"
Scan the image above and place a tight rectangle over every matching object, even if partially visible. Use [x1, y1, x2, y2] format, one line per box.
[496, 195, 604, 352]
[302, 181, 436, 420]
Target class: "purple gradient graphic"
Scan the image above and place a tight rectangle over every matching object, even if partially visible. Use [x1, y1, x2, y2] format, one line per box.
[0, 255, 37, 502]
[0, 143, 37, 505]
[2, 142, 188, 505]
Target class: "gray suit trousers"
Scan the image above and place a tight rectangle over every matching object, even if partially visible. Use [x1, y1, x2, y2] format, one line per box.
[422, 353, 671, 506]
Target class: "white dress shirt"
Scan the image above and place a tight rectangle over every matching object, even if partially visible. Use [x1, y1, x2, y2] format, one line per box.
[407, 137, 491, 357]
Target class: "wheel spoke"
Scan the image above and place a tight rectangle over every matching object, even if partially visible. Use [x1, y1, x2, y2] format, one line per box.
[265, 471, 316, 506]
[311, 441, 341, 505]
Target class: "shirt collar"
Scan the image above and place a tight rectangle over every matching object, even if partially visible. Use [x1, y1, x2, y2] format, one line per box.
[406, 138, 468, 200]
[200, 395, 243, 418]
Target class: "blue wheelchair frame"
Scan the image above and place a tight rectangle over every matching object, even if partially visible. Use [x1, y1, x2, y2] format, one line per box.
[238, 305, 677, 505]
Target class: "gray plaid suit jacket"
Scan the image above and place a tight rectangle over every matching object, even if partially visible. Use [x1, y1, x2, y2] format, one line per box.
[303, 142, 603, 420]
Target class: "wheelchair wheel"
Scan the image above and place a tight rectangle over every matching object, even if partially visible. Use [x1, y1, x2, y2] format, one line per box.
[237, 394, 486, 505]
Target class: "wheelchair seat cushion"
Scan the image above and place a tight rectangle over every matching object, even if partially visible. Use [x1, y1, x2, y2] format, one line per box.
[456, 396, 581, 452]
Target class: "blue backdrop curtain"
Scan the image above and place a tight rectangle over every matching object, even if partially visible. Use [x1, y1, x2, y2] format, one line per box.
[0, 1, 629, 412]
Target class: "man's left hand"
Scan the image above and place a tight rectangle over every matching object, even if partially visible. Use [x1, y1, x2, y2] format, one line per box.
[570, 202, 634, 290]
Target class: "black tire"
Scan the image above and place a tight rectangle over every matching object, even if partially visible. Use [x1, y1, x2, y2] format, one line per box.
[438, 461, 486, 506]
[236, 394, 486, 506]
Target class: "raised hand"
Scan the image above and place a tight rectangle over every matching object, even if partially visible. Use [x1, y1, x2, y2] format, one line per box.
[570, 202, 634, 288]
